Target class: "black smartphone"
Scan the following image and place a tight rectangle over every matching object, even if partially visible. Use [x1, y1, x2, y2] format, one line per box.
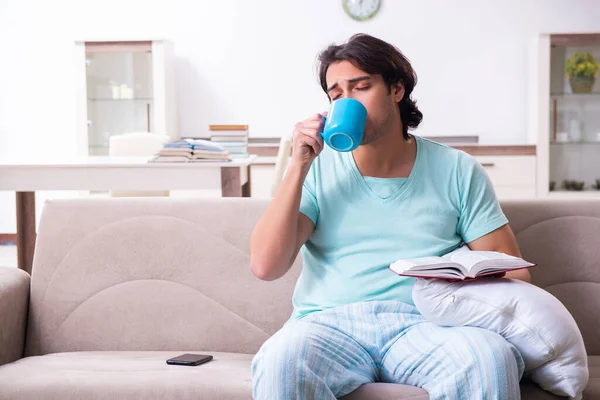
[166, 353, 213, 366]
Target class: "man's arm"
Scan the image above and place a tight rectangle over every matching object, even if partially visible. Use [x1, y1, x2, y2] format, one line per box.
[250, 164, 315, 281]
[250, 112, 325, 281]
[466, 223, 531, 283]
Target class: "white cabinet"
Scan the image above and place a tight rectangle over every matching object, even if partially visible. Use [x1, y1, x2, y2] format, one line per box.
[251, 154, 538, 200]
[74, 40, 177, 156]
[531, 33, 600, 199]
[251, 161, 278, 198]
[475, 155, 537, 199]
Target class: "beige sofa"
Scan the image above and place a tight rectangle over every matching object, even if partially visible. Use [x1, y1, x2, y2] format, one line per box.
[0, 198, 598, 399]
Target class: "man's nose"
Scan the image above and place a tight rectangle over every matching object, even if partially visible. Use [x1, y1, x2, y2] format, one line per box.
[338, 91, 356, 100]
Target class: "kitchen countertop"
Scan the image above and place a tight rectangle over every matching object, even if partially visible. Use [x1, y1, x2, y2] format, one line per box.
[248, 139, 536, 159]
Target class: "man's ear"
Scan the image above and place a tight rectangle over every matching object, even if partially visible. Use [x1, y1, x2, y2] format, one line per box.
[391, 82, 405, 103]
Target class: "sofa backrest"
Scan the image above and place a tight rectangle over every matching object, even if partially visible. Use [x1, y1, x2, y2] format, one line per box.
[502, 199, 600, 355]
[25, 198, 600, 356]
[25, 198, 300, 356]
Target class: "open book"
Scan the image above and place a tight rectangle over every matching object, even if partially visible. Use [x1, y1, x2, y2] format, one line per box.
[388, 246, 535, 280]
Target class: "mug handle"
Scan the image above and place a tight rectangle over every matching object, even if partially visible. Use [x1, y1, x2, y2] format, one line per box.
[319, 116, 327, 135]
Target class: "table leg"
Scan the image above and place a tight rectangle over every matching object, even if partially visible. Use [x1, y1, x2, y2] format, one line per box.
[220, 167, 242, 197]
[16, 192, 36, 275]
[242, 165, 252, 198]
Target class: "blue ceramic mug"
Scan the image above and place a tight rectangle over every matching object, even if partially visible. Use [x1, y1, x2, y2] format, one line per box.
[320, 98, 367, 152]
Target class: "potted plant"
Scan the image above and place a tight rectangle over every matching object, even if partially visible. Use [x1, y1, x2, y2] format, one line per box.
[565, 52, 599, 93]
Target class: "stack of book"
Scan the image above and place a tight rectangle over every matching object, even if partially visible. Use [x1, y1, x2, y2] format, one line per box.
[209, 125, 249, 158]
[149, 139, 231, 163]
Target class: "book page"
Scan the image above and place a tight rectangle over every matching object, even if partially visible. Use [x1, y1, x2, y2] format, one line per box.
[449, 250, 533, 276]
[397, 268, 465, 279]
[388, 257, 468, 278]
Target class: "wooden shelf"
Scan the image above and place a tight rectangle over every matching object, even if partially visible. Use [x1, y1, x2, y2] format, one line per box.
[548, 191, 600, 199]
[550, 33, 600, 47]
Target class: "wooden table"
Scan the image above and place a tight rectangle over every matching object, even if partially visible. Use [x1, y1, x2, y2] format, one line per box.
[0, 155, 256, 273]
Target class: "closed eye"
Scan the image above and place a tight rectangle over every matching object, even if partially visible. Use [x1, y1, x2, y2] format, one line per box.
[330, 85, 369, 101]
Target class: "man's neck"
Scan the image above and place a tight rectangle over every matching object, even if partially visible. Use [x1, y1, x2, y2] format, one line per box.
[352, 125, 417, 178]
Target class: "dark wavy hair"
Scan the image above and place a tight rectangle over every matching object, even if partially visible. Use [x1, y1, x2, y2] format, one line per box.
[317, 33, 423, 140]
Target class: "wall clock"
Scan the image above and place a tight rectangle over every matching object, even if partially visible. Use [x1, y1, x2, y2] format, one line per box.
[342, 0, 381, 21]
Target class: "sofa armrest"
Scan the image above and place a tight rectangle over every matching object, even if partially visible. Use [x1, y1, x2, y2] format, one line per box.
[0, 267, 30, 366]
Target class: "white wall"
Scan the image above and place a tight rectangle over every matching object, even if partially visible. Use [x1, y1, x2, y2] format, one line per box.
[1, 0, 600, 233]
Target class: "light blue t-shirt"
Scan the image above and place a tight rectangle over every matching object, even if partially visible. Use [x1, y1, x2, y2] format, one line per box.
[293, 134, 508, 320]
[363, 177, 407, 199]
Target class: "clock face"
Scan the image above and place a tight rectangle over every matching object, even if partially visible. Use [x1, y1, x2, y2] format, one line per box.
[343, 0, 381, 21]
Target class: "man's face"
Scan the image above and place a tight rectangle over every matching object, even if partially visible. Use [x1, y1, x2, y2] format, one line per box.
[326, 61, 404, 145]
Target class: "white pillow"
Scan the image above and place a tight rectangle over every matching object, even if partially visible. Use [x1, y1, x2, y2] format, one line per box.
[412, 278, 588, 399]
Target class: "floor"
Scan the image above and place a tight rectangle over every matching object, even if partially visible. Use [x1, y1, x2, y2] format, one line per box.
[0, 245, 17, 268]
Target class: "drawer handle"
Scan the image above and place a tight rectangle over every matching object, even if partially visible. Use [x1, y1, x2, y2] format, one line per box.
[481, 163, 495, 167]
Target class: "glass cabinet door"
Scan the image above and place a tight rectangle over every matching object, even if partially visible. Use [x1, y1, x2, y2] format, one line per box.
[85, 42, 154, 155]
[549, 34, 600, 194]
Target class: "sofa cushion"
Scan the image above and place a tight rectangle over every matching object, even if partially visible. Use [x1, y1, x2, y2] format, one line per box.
[339, 382, 429, 399]
[340, 381, 566, 400]
[0, 351, 421, 400]
[1, 352, 596, 399]
[339, 375, 598, 400]
[0, 351, 253, 400]
[586, 355, 600, 399]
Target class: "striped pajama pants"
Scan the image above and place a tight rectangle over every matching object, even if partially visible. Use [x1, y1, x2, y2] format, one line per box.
[252, 300, 524, 400]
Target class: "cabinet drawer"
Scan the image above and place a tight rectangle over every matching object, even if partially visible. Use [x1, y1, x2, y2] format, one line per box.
[251, 164, 276, 198]
[474, 156, 536, 187]
[494, 186, 536, 199]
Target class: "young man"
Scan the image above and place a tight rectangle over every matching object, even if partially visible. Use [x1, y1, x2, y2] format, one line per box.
[250, 33, 530, 400]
